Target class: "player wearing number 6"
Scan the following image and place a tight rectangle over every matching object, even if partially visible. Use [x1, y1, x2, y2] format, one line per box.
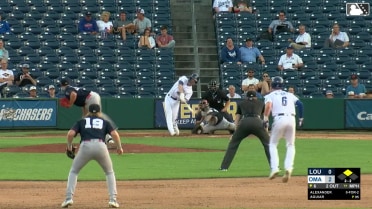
[264, 76, 304, 183]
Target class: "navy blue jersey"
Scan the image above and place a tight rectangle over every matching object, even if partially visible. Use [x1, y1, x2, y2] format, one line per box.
[71, 116, 115, 142]
[64, 86, 91, 107]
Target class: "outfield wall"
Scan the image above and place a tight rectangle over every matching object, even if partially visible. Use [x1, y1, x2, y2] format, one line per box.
[0, 98, 368, 130]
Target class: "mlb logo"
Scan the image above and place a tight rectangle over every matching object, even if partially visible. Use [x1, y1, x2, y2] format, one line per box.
[346, 3, 370, 16]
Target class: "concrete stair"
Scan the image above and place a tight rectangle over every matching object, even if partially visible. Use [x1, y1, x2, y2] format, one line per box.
[171, 0, 219, 97]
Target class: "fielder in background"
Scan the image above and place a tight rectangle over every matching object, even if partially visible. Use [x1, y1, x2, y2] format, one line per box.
[59, 78, 117, 142]
[193, 99, 235, 134]
[164, 73, 199, 136]
[202, 80, 234, 123]
[219, 91, 270, 171]
[264, 76, 304, 183]
[61, 104, 123, 208]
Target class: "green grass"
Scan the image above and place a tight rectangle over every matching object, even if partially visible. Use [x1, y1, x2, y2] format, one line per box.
[0, 132, 371, 181]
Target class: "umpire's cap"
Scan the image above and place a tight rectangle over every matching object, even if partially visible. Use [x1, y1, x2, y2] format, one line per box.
[89, 104, 101, 113]
[60, 78, 69, 86]
[246, 91, 256, 98]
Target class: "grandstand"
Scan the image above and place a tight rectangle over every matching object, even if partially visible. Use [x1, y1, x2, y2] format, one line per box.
[216, 0, 371, 98]
[0, 0, 371, 99]
[0, 0, 174, 98]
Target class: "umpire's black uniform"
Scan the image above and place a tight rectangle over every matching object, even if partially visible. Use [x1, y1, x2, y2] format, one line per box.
[220, 91, 270, 170]
[201, 88, 233, 122]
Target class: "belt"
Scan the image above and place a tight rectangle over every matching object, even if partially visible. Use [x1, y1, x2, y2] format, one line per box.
[168, 94, 177, 101]
[83, 139, 104, 142]
[276, 113, 295, 117]
[242, 114, 260, 118]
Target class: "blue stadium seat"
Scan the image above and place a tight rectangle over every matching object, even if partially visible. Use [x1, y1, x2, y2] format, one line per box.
[26, 10, 44, 20]
[96, 76, 115, 87]
[61, 54, 79, 64]
[24, 38, 41, 49]
[61, 68, 79, 79]
[25, 54, 41, 63]
[98, 69, 117, 79]
[301, 85, 319, 95]
[44, 69, 60, 79]
[17, 46, 35, 56]
[354, 55, 370, 65]
[98, 55, 117, 63]
[57, 46, 75, 56]
[29, 68, 43, 79]
[80, 54, 98, 64]
[318, 69, 335, 79]
[98, 86, 118, 96]
[43, 25, 60, 34]
[4, 86, 22, 97]
[61, 25, 78, 34]
[61, 39, 79, 49]
[80, 40, 99, 49]
[76, 76, 95, 86]
[80, 68, 98, 79]
[76, 62, 95, 71]
[57, 33, 76, 42]
[38, 32, 57, 41]
[37, 46, 55, 57]
[58, 62, 75, 71]
[299, 71, 317, 79]
[36, 76, 53, 86]
[356, 70, 370, 80]
[42, 54, 60, 64]
[37, 62, 56, 72]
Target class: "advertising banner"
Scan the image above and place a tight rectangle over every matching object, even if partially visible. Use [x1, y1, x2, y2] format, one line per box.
[155, 99, 240, 128]
[345, 100, 372, 128]
[0, 100, 57, 127]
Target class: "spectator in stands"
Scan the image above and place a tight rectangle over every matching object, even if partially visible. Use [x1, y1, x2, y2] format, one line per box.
[138, 28, 156, 49]
[156, 26, 175, 49]
[241, 68, 259, 95]
[0, 39, 9, 62]
[0, 59, 14, 97]
[345, 74, 366, 98]
[134, 8, 151, 35]
[14, 64, 37, 87]
[324, 23, 350, 49]
[325, 90, 334, 99]
[78, 12, 99, 34]
[221, 37, 241, 64]
[247, 84, 263, 99]
[268, 11, 294, 35]
[277, 46, 303, 71]
[256, 72, 272, 96]
[227, 85, 241, 98]
[0, 14, 11, 34]
[288, 25, 311, 50]
[113, 11, 135, 40]
[96, 11, 113, 37]
[239, 38, 265, 64]
[233, 0, 252, 13]
[288, 86, 300, 98]
[47, 84, 58, 98]
[213, 0, 233, 13]
[365, 90, 372, 99]
[28, 86, 38, 98]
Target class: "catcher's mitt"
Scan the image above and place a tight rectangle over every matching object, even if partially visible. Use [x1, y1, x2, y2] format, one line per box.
[59, 98, 70, 108]
[66, 147, 76, 159]
[205, 114, 218, 126]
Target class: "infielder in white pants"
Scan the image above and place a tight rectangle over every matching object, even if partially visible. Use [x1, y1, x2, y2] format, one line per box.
[164, 73, 199, 136]
[263, 76, 304, 183]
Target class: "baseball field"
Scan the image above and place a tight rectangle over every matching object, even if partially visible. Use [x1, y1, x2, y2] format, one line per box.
[0, 130, 371, 209]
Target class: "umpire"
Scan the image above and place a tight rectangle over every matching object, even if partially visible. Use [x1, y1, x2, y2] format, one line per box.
[219, 91, 270, 170]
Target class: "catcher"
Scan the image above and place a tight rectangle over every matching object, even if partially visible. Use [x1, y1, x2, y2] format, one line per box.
[59, 78, 117, 144]
[61, 104, 123, 208]
[192, 99, 235, 134]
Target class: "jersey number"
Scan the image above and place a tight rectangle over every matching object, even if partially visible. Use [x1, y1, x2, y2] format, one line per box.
[282, 96, 287, 106]
[85, 118, 103, 129]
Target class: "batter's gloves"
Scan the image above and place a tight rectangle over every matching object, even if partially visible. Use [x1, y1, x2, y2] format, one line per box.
[298, 118, 304, 127]
[66, 146, 76, 159]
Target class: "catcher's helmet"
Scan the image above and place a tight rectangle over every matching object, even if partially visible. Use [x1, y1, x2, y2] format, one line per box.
[271, 76, 284, 89]
[189, 73, 199, 83]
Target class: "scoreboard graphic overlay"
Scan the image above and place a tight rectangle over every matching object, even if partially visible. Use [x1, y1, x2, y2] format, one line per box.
[308, 168, 360, 200]
[346, 3, 370, 16]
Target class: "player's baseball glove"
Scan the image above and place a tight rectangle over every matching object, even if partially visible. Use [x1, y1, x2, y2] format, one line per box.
[205, 114, 217, 125]
[66, 146, 76, 159]
[59, 98, 70, 108]
[191, 124, 203, 134]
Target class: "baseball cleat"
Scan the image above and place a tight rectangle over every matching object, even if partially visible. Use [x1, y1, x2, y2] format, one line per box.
[61, 199, 73, 208]
[174, 127, 180, 136]
[282, 170, 292, 183]
[219, 168, 228, 171]
[268, 170, 280, 180]
[108, 200, 120, 208]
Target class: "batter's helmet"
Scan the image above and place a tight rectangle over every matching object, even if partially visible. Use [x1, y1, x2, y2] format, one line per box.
[189, 73, 199, 83]
[271, 76, 284, 89]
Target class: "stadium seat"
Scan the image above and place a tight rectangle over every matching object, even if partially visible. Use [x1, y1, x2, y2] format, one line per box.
[61, 39, 79, 49]
[301, 85, 319, 95]
[80, 54, 98, 64]
[29, 68, 43, 79]
[61, 54, 79, 64]
[318, 69, 335, 79]
[98, 55, 117, 63]
[43, 25, 60, 34]
[61, 68, 79, 79]
[4, 86, 21, 97]
[37, 62, 56, 72]
[42, 54, 60, 64]
[36, 76, 53, 86]
[17, 46, 35, 56]
[76, 76, 95, 86]
[80, 68, 98, 79]
[98, 69, 117, 79]
[44, 68, 60, 79]
[96, 76, 115, 87]
[24, 54, 41, 63]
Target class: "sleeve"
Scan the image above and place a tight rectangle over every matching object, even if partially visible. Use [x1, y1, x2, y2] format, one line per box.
[71, 121, 80, 133]
[255, 48, 262, 56]
[268, 20, 275, 29]
[3, 49, 9, 59]
[295, 98, 304, 118]
[220, 47, 228, 62]
[297, 55, 303, 64]
[78, 19, 84, 32]
[5, 22, 11, 32]
[149, 37, 156, 48]
[264, 94, 271, 104]
[236, 104, 242, 115]
[288, 22, 294, 30]
[343, 32, 349, 42]
[278, 55, 284, 65]
[93, 20, 99, 32]
[220, 90, 230, 102]
[106, 120, 115, 134]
